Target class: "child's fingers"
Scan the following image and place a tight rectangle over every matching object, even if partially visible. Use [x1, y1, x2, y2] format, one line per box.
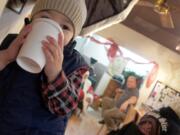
[58, 32, 64, 51]
[42, 40, 58, 59]
[42, 44, 54, 64]
[47, 36, 58, 47]
[46, 36, 62, 58]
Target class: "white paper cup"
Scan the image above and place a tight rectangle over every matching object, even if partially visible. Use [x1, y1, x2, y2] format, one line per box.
[17, 18, 63, 73]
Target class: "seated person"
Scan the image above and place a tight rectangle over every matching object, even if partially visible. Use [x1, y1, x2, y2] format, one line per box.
[101, 75, 139, 131]
[108, 106, 180, 135]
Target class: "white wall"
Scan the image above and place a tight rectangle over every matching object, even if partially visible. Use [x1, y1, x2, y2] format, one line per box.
[97, 24, 180, 107]
[0, 1, 34, 43]
[75, 36, 109, 66]
[0, 0, 7, 17]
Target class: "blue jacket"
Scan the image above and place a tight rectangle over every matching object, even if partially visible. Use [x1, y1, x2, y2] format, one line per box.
[0, 34, 88, 135]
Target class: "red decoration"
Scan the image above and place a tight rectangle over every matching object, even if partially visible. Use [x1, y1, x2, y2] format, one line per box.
[107, 41, 120, 60]
[87, 36, 158, 66]
[87, 86, 99, 100]
[86, 36, 160, 89]
[78, 89, 84, 101]
[87, 36, 122, 60]
[146, 63, 159, 88]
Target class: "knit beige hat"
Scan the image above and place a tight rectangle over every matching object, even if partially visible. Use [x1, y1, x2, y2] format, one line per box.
[31, 0, 87, 37]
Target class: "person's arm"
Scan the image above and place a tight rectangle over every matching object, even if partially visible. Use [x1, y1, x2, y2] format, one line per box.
[0, 50, 9, 71]
[114, 88, 124, 102]
[41, 67, 89, 116]
[120, 96, 138, 112]
[125, 96, 138, 106]
[0, 25, 31, 71]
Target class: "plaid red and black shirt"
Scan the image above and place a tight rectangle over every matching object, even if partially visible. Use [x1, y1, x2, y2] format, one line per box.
[41, 67, 89, 116]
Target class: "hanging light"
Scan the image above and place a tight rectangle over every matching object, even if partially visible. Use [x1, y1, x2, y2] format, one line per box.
[154, 0, 166, 6]
[154, 0, 169, 15]
[176, 44, 180, 51]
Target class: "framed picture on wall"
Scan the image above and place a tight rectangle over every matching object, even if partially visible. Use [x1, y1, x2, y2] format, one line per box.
[7, 0, 27, 14]
[145, 81, 180, 110]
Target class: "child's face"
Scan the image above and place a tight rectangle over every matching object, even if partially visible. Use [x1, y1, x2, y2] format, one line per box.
[33, 10, 74, 46]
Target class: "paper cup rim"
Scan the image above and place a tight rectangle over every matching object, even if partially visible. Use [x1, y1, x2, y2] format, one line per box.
[17, 56, 42, 73]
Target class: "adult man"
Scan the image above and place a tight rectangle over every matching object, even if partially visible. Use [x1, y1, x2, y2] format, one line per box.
[101, 75, 139, 130]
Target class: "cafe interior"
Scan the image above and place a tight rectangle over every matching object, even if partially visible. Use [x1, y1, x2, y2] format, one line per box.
[0, 0, 179, 135]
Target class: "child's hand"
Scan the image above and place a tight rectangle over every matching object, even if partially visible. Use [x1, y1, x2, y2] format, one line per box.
[42, 33, 64, 82]
[5, 24, 32, 63]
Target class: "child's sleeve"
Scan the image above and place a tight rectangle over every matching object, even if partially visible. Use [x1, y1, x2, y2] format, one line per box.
[41, 66, 89, 116]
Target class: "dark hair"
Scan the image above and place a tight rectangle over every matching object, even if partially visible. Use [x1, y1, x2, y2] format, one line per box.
[122, 71, 144, 89]
[139, 115, 161, 135]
